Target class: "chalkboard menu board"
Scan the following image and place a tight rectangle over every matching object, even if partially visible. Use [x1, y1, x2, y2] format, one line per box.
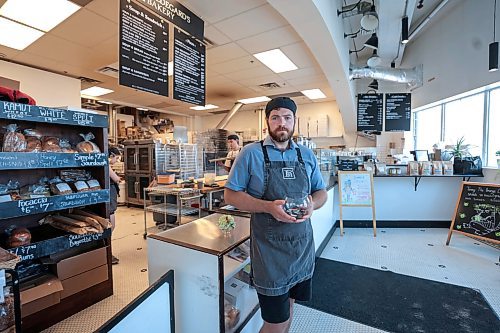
[173, 28, 206, 106]
[338, 171, 373, 206]
[357, 94, 383, 131]
[119, 0, 169, 96]
[0, 102, 107, 127]
[385, 93, 411, 131]
[447, 182, 500, 245]
[0, 152, 107, 169]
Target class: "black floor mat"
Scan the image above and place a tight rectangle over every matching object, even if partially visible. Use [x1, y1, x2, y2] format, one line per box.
[298, 258, 500, 333]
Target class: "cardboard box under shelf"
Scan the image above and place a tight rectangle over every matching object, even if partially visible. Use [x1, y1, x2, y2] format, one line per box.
[51, 247, 107, 280]
[60, 264, 108, 299]
[20, 275, 63, 317]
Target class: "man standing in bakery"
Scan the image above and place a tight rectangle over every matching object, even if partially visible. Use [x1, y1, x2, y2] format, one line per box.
[224, 97, 327, 333]
[108, 146, 121, 265]
[224, 134, 241, 172]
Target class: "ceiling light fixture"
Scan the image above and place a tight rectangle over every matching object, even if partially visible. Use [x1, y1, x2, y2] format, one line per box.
[417, 0, 424, 9]
[0, 17, 44, 50]
[0, 0, 81, 32]
[137, 107, 148, 111]
[364, 33, 378, 49]
[190, 104, 218, 111]
[97, 100, 113, 105]
[80, 86, 114, 97]
[367, 50, 382, 67]
[360, 3, 378, 31]
[238, 96, 271, 104]
[401, 16, 409, 44]
[490, 0, 499, 72]
[253, 49, 298, 73]
[337, 0, 362, 17]
[391, 61, 396, 68]
[368, 79, 379, 90]
[301, 89, 326, 100]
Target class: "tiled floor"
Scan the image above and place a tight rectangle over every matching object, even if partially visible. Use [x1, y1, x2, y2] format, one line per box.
[43, 208, 500, 333]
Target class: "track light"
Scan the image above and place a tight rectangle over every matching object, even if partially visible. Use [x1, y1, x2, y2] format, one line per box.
[367, 50, 381, 67]
[364, 33, 378, 49]
[391, 61, 396, 68]
[401, 16, 409, 44]
[490, 0, 499, 71]
[360, 5, 378, 30]
[337, 0, 362, 16]
[368, 79, 379, 90]
[417, 0, 424, 9]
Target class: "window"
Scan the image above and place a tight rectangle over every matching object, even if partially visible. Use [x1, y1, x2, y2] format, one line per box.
[414, 106, 441, 150]
[488, 88, 500, 166]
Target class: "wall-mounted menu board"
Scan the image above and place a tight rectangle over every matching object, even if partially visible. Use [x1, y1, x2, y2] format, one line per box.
[357, 94, 383, 131]
[173, 28, 206, 106]
[385, 93, 411, 131]
[447, 182, 500, 245]
[119, 0, 169, 96]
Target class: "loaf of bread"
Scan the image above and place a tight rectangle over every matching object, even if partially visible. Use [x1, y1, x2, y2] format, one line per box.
[3, 124, 26, 152]
[72, 209, 111, 229]
[24, 136, 42, 152]
[42, 136, 62, 152]
[6, 227, 31, 248]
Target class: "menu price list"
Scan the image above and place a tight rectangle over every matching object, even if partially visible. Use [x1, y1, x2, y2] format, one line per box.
[385, 93, 411, 132]
[119, 0, 169, 96]
[357, 94, 383, 131]
[173, 28, 206, 106]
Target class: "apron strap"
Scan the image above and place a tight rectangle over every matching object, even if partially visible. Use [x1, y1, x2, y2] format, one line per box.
[260, 141, 271, 166]
[296, 147, 305, 165]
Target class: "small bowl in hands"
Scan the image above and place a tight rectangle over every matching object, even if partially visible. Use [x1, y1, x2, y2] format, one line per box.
[283, 195, 311, 219]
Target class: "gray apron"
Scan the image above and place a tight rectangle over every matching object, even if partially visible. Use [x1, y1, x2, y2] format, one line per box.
[250, 141, 315, 296]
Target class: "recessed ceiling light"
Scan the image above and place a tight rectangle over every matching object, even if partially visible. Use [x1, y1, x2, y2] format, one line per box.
[97, 100, 113, 105]
[0, 17, 44, 50]
[137, 107, 148, 111]
[238, 96, 271, 104]
[301, 89, 326, 100]
[190, 104, 218, 111]
[0, 0, 81, 32]
[253, 49, 298, 73]
[81, 86, 114, 97]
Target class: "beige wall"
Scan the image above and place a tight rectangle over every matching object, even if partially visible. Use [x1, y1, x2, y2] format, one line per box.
[0, 60, 81, 108]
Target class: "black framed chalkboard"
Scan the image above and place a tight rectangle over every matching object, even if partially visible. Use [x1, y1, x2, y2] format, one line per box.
[447, 182, 500, 245]
[357, 94, 383, 131]
[385, 93, 411, 131]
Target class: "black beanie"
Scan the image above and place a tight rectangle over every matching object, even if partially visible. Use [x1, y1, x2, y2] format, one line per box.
[265, 97, 297, 117]
[227, 134, 239, 141]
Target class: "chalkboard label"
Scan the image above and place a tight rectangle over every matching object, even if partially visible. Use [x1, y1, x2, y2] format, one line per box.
[137, 0, 204, 41]
[357, 94, 383, 131]
[8, 228, 111, 261]
[0, 190, 110, 219]
[452, 182, 500, 242]
[338, 160, 358, 171]
[173, 28, 206, 106]
[0, 152, 107, 170]
[119, 0, 169, 96]
[0, 102, 107, 127]
[385, 93, 411, 132]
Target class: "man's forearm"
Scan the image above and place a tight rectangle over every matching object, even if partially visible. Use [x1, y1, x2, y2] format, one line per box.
[224, 188, 270, 213]
[311, 189, 328, 210]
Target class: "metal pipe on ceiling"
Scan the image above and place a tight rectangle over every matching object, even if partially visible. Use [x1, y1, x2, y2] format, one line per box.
[215, 102, 244, 129]
[349, 64, 423, 89]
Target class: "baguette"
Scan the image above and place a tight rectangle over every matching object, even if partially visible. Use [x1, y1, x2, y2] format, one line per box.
[62, 213, 103, 232]
[73, 209, 111, 229]
[50, 215, 88, 228]
[49, 221, 88, 234]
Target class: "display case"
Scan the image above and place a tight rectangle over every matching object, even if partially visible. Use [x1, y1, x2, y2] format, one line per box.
[0, 101, 113, 332]
[313, 148, 337, 185]
[147, 214, 262, 333]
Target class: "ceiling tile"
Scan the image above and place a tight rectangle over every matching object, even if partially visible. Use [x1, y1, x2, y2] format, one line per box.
[214, 4, 288, 41]
[181, 0, 266, 24]
[0, 45, 20, 59]
[50, 8, 117, 48]
[204, 25, 231, 46]
[210, 55, 260, 74]
[236, 73, 285, 88]
[206, 42, 248, 65]
[85, 0, 119, 23]
[224, 65, 275, 81]
[281, 42, 318, 69]
[237, 25, 301, 54]
[278, 66, 321, 80]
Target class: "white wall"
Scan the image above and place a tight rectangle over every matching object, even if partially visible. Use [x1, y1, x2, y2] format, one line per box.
[0, 60, 81, 108]
[403, 0, 500, 108]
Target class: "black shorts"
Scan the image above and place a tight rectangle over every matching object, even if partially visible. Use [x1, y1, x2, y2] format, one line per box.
[110, 184, 118, 214]
[257, 278, 312, 324]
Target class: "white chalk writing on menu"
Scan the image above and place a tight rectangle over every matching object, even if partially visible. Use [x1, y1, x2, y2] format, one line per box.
[69, 233, 103, 247]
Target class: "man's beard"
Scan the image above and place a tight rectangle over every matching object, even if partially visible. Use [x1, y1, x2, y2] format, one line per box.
[268, 125, 294, 142]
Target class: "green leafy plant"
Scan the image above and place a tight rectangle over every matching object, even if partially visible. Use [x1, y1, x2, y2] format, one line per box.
[496, 150, 500, 157]
[445, 137, 471, 159]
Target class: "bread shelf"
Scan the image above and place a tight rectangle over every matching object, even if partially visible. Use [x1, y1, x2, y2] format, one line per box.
[0, 189, 110, 219]
[0, 152, 108, 170]
[223, 256, 250, 283]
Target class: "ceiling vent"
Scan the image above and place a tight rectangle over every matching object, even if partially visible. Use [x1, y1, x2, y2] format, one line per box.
[268, 91, 303, 99]
[258, 82, 281, 90]
[78, 76, 101, 84]
[97, 65, 119, 78]
[81, 99, 101, 109]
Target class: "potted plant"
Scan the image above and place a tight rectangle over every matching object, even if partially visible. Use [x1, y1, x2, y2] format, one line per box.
[445, 137, 481, 175]
[496, 150, 500, 168]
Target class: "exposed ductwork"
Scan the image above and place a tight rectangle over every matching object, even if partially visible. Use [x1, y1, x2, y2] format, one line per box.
[349, 64, 423, 89]
[216, 102, 244, 129]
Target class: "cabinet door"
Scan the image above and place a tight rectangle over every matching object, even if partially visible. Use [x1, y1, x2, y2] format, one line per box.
[126, 175, 138, 201]
[137, 146, 151, 172]
[138, 175, 151, 200]
[125, 147, 137, 172]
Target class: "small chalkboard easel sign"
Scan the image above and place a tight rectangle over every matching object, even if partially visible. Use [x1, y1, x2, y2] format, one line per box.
[446, 182, 500, 245]
[338, 171, 376, 237]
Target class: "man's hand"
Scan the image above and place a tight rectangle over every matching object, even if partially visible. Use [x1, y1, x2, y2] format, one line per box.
[295, 195, 314, 222]
[266, 200, 297, 223]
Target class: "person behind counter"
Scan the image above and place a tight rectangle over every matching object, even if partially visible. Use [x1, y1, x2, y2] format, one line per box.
[224, 134, 241, 172]
[224, 97, 328, 333]
[109, 146, 121, 265]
